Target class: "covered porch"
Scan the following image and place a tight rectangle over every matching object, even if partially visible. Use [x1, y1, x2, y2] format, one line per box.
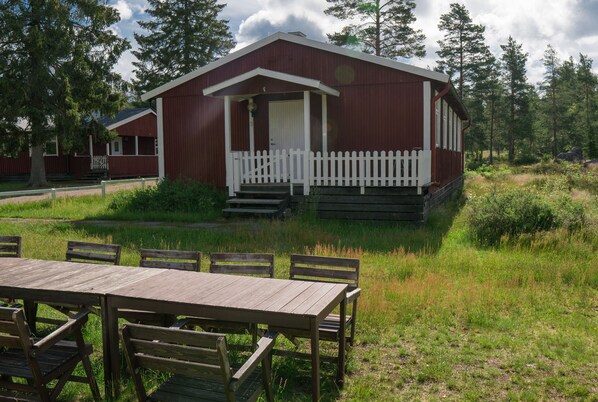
[204, 68, 431, 196]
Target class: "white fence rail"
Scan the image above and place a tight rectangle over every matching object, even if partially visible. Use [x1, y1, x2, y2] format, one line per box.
[229, 149, 431, 195]
[0, 177, 159, 200]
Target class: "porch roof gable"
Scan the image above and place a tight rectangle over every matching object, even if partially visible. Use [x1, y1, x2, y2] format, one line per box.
[203, 68, 340, 99]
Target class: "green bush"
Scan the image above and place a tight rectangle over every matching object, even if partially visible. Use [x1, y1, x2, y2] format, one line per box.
[109, 179, 226, 215]
[467, 189, 585, 245]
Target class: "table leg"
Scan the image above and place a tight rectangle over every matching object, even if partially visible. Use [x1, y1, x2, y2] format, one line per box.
[106, 297, 121, 398]
[337, 296, 346, 386]
[310, 317, 320, 402]
[100, 297, 112, 399]
[23, 300, 38, 335]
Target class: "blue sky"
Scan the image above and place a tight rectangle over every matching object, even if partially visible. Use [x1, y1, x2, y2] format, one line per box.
[110, 0, 598, 85]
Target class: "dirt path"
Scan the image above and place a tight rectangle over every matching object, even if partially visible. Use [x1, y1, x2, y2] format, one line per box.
[0, 180, 158, 205]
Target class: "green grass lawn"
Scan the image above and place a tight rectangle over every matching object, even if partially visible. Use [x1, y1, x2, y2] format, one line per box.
[0, 167, 596, 401]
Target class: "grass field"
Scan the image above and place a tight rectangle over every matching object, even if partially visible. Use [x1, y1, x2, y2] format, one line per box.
[0, 165, 596, 401]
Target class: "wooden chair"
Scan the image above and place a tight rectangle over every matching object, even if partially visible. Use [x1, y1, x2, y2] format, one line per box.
[0, 236, 22, 258]
[118, 249, 202, 326]
[120, 323, 276, 402]
[0, 236, 21, 304]
[28, 241, 122, 331]
[269, 255, 361, 362]
[180, 253, 274, 349]
[0, 307, 100, 402]
[66, 240, 122, 265]
[139, 248, 201, 271]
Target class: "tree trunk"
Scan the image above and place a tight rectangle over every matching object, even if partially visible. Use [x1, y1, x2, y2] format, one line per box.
[489, 96, 495, 164]
[28, 145, 48, 187]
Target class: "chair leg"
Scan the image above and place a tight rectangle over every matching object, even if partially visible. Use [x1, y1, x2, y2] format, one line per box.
[262, 353, 274, 402]
[76, 333, 101, 401]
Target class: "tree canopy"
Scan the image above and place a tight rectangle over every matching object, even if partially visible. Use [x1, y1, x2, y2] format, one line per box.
[132, 0, 235, 96]
[325, 0, 425, 59]
[0, 0, 129, 186]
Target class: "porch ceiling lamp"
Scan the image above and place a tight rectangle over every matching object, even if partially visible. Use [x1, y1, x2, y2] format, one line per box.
[247, 100, 258, 117]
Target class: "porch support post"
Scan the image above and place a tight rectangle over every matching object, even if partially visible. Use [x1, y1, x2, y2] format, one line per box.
[303, 91, 311, 196]
[248, 98, 255, 155]
[106, 143, 110, 156]
[88, 135, 93, 169]
[156, 97, 165, 179]
[134, 136, 139, 156]
[321, 94, 328, 154]
[224, 95, 233, 196]
[423, 82, 431, 151]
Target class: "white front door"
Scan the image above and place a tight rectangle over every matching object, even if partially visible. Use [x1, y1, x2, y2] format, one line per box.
[269, 100, 304, 151]
[111, 138, 123, 156]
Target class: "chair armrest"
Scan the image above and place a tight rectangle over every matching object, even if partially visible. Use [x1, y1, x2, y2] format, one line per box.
[230, 332, 278, 391]
[346, 288, 361, 303]
[33, 308, 90, 353]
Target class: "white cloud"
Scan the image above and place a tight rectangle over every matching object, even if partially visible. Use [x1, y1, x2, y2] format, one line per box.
[110, 0, 598, 85]
[113, 0, 134, 21]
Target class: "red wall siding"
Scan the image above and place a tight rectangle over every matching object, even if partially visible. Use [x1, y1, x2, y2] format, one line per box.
[113, 113, 156, 138]
[161, 40, 459, 187]
[108, 156, 158, 178]
[0, 153, 69, 176]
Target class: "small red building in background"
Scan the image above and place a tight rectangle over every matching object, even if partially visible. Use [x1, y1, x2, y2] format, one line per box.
[0, 108, 158, 181]
[142, 32, 469, 221]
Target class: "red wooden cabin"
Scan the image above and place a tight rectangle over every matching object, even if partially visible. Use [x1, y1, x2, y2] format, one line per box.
[142, 32, 469, 221]
[0, 108, 158, 181]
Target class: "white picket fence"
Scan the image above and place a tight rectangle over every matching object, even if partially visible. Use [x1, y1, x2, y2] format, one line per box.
[229, 149, 431, 195]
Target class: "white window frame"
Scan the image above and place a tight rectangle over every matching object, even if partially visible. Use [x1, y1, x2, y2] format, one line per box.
[29, 135, 58, 157]
[435, 98, 441, 148]
[442, 100, 448, 150]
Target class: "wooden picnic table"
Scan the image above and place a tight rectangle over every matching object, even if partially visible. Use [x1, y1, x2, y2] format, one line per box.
[0, 257, 165, 398]
[106, 269, 348, 402]
[0, 258, 348, 401]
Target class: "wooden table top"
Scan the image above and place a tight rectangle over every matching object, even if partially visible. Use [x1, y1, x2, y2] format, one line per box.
[0, 257, 165, 295]
[108, 269, 348, 320]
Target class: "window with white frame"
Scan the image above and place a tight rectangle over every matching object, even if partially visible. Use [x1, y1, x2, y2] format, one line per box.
[457, 119, 463, 152]
[442, 100, 448, 149]
[29, 136, 58, 156]
[435, 99, 441, 147]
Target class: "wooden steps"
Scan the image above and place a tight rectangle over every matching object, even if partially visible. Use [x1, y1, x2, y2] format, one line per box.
[223, 188, 290, 219]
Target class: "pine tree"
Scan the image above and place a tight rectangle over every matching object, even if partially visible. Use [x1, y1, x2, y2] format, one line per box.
[436, 3, 488, 99]
[133, 0, 235, 95]
[0, 0, 129, 187]
[325, 0, 425, 59]
[500, 36, 530, 162]
[540, 45, 561, 156]
[575, 54, 597, 158]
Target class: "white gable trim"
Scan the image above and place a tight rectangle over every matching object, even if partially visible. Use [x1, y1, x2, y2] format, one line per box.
[105, 109, 156, 131]
[203, 67, 340, 98]
[141, 32, 449, 101]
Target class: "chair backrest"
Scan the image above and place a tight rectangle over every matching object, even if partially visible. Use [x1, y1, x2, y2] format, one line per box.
[0, 307, 33, 353]
[140, 249, 201, 271]
[120, 323, 233, 401]
[66, 240, 122, 265]
[210, 253, 274, 278]
[0, 236, 22, 258]
[289, 254, 360, 290]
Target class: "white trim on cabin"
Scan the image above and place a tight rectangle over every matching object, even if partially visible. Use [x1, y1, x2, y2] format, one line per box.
[141, 32, 449, 101]
[105, 109, 156, 131]
[203, 68, 340, 98]
[156, 98, 165, 179]
[423, 81, 431, 151]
